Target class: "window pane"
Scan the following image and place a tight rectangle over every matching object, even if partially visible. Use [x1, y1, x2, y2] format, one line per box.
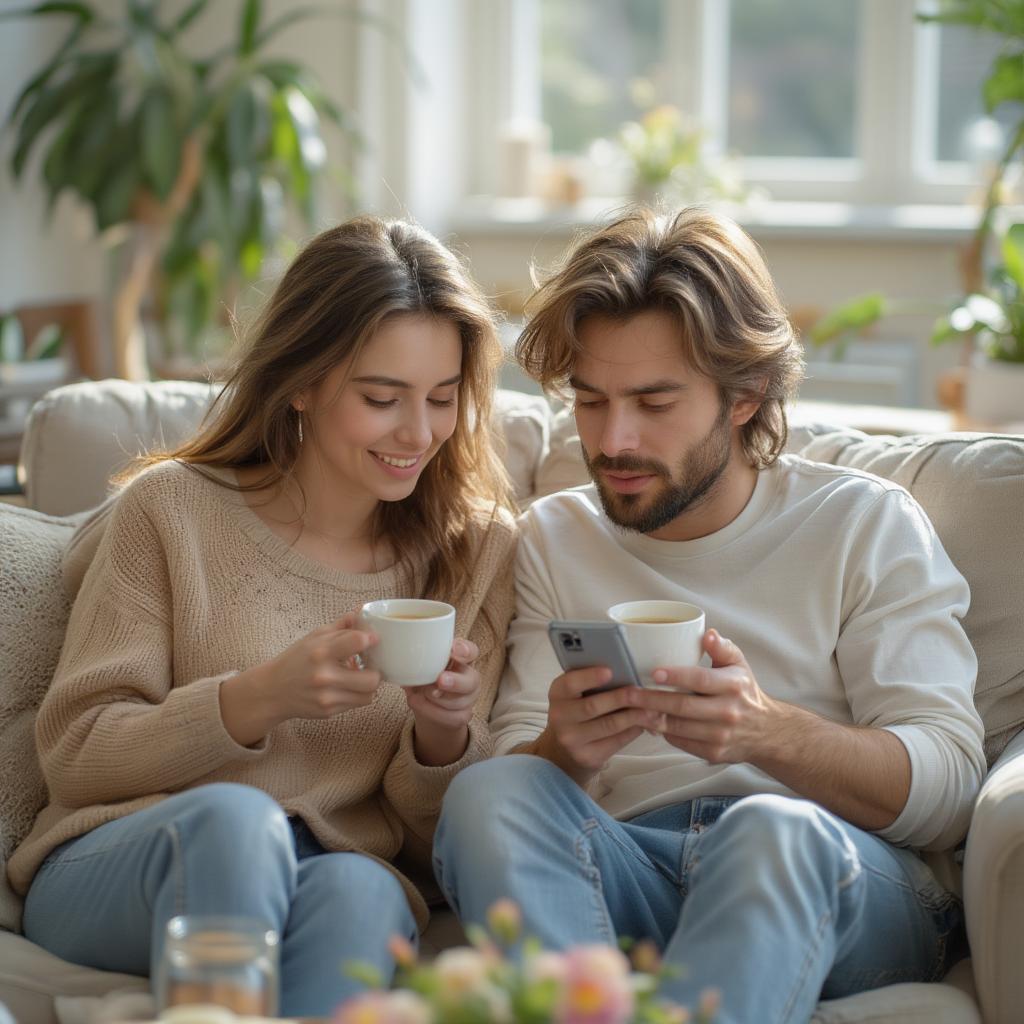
[541, 0, 667, 154]
[728, 0, 860, 158]
[935, 24, 1023, 163]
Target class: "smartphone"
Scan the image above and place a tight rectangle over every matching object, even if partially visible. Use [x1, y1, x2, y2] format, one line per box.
[548, 620, 642, 695]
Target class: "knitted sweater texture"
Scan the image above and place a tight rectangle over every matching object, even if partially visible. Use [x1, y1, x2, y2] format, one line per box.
[8, 461, 517, 929]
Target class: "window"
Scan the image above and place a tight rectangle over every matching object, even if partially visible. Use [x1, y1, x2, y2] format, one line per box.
[932, 23, 1023, 165]
[541, 0, 666, 155]
[727, 0, 858, 160]
[475, 0, 1010, 206]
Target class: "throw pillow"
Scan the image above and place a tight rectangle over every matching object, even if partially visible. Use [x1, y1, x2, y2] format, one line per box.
[0, 504, 80, 932]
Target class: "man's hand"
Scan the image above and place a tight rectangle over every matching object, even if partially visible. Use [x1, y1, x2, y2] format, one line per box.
[631, 629, 911, 830]
[527, 667, 661, 787]
[633, 629, 783, 764]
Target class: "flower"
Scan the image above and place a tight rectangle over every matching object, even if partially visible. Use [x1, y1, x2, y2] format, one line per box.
[557, 946, 634, 1024]
[335, 902, 715, 1024]
[332, 990, 432, 1024]
[433, 947, 493, 999]
[487, 897, 523, 944]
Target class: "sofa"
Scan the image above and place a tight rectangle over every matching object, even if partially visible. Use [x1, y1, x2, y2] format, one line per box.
[1, 378, 1023, 1024]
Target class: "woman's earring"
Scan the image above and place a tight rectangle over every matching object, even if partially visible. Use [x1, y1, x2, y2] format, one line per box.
[297, 410, 304, 445]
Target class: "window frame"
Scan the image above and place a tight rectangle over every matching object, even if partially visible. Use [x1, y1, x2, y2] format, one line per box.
[466, 0, 1003, 207]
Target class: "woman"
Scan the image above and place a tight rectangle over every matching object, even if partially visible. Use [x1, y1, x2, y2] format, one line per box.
[8, 217, 518, 1017]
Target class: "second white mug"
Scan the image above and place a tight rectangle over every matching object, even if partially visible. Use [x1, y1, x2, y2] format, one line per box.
[607, 600, 706, 687]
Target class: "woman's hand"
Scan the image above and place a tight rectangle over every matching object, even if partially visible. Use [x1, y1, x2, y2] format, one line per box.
[404, 638, 481, 766]
[221, 612, 381, 746]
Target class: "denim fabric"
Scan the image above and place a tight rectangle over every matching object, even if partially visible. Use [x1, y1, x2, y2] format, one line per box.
[23, 783, 417, 1018]
[434, 756, 965, 1024]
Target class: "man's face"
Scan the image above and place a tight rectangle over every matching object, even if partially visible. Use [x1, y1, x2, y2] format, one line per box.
[571, 310, 746, 536]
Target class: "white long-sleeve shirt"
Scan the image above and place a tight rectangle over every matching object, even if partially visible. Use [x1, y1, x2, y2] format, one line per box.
[491, 455, 985, 851]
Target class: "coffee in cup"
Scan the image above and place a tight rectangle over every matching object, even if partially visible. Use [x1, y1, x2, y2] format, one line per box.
[359, 599, 456, 686]
[607, 600, 706, 687]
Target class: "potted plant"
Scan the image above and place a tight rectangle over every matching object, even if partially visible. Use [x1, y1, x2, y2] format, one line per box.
[809, 0, 1024, 425]
[617, 105, 748, 208]
[3, 0, 378, 379]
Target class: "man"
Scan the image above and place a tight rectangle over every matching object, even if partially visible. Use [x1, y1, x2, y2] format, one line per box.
[432, 208, 985, 1023]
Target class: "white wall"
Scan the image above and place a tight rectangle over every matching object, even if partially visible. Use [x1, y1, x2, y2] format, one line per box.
[0, 14, 103, 310]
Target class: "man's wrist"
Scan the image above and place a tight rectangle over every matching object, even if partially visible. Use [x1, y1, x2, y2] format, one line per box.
[530, 728, 598, 788]
[751, 698, 817, 772]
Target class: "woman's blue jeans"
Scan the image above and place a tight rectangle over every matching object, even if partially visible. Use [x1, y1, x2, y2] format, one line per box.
[22, 783, 417, 1018]
[433, 756, 965, 1024]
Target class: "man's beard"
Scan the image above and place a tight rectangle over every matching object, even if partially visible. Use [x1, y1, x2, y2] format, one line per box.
[585, 403, 733, 535]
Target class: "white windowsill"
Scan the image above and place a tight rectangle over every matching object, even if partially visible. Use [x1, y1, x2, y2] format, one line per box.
[450, 197, 994, 243]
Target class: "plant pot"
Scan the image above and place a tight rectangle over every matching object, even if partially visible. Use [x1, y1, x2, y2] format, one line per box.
[964, 356, 1024, 425]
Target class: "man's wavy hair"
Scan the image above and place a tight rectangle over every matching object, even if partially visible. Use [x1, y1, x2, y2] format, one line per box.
[516, 206, 805, 467]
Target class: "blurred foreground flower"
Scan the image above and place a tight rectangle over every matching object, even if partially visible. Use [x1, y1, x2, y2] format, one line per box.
[335, 901, 719, 1024]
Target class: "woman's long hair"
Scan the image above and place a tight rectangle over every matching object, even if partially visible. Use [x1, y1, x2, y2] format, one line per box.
[134, 216, 513, 605]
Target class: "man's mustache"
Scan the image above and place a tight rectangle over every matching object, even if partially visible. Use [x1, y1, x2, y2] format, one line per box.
[587, 453, 670, 477]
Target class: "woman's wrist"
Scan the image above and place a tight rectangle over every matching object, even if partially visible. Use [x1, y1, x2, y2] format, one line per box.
[219, 663, 281, 747]
[412, 718, 471, 767]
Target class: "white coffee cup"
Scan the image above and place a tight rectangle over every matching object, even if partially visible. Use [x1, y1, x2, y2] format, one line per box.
[359, 599, 456, 687]
[607, 600, 706, 687]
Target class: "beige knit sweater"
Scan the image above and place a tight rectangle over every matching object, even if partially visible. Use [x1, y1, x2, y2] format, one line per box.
[7, 461, 517, 929]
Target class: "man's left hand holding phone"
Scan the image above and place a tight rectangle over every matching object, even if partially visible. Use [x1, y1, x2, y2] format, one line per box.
[514, 621, 662, 788]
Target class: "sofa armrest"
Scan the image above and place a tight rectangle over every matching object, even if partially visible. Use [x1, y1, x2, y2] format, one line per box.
[963, 726, 1024, 1024]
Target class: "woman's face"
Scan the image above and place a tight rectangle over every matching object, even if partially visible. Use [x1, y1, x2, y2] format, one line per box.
[296, 314, 463, 504]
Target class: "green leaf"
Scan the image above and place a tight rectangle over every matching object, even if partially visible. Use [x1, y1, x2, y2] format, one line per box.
[226, 80, 271, 168]
[25, 323, 64, 360]
[11, 54, 116, 178]
[95, 161, 140, 230]
[169, 0, 209, 36]
[808, 293, 887, 346]
[8, 16, 88, 122]
[41, 92, 92, 203]
[0, 316, 25, 363]
[1002, 223, 1024, 291]
[983, 52, 1024, 113]
[0, 2, 95, 21]
[239, 0, 262, 55]
[931, 316, 968, 346]
[70, 101, 125, 202]
[140, 88, 180, 199]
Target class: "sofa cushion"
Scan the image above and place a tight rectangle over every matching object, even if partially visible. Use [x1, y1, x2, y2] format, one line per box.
[0, 930, 149, 1024]
[0, 504, 81, 932]
[789, 428, 1024, 758]
[20, 380, 553, 516]
[21, 379, 220, 516]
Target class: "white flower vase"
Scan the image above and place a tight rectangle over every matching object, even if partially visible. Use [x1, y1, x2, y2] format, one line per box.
[964, 355, 1024, 425]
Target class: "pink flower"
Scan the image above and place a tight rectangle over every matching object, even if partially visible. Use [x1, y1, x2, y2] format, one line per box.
[433, 947, 492, 998]
[525, 950, 570, 986]
[487, 899, 523, 944]
[697, 988, 721, 1020]
[555, 946, 635, 1024]
[388, 934, 417, 969]
[629, 940, 661, 975]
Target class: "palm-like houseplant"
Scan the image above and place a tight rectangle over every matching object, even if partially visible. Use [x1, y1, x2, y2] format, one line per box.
[3, 0, 371, 379]
[809, 0, 1024, 421]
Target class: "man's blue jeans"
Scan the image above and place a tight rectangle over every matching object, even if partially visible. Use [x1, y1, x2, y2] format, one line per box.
[433, 756, 965, 1024]
[22, 783, 417, 1018]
